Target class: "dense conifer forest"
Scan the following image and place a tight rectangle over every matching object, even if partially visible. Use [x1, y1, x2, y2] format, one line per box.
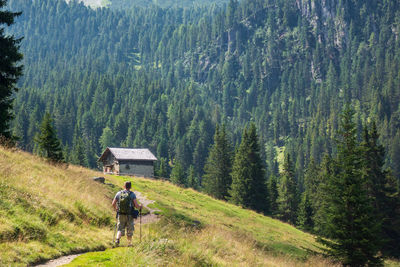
[3, 0, 400, 261]
[8, 0, 400, 178]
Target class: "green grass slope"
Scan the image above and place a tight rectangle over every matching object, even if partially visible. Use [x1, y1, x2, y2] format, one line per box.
[0, 147, 117, 266]
[67, 176, 336, 266]
[3, 146, 398, 266]
[0, 146, 332, 266]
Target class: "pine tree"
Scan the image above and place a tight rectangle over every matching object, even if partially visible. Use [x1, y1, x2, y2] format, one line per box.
[170, 161, 186, 187]
[35, 113, 64, 163]
[156, 157, 169, 178]
[309, 155, 332, 235]
[297, 191, 313, 231]
[203, 124, 233, 200]
[267, 175, 278, 216]
[71, 137, 88, 167]
[320, 106, 382, 266]
[361, 122, 400, 257]
[230, 123, 267, 213]
[0, 0, 23, 140]
[380, 172, 400, 257]
[187, 165, 199, 190]
[99, 126, 114, 151]
[277, 154, 298, 224]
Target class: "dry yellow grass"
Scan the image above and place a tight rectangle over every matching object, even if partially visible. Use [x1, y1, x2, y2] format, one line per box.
[0, 146, 116, 265]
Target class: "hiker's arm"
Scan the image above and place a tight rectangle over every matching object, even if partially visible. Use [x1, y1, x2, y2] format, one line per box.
[133, 199, 142, 210]
[112, 198, 117, 211]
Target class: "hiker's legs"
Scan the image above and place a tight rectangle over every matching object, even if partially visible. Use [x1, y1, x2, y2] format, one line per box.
[126, 215, 135, 246]
[116, 231, 122, 240]
[116, 215, 127, 244]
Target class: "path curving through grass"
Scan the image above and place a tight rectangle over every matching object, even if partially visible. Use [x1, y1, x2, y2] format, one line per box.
[33, 191, 160, 267]
[133, 190, 161, 225]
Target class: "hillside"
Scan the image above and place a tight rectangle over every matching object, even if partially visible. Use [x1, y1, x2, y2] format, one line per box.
[0, 146, 334, 266]
[0, 147, 115, 266]
[2, 0, 400, 264]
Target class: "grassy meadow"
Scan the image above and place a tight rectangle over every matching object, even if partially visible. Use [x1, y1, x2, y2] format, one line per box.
[0, 147, 117, 266]
[2, 146, 397, 266]
[67, 174, 337, 266]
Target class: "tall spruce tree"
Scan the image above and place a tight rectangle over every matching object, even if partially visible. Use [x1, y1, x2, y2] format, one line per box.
[308, 155, 332, 235]
[320, 106, 382, 266]
[380, 172, 400, 257]
[156, 157, 169, 178]
[187, 165, 199, 190]
[361, 122, 400, 257]
[202, 124, 233, 200]
[170, 161, 186, 187]
[297, 190, 313, 231]
[267, 175, 279, 216]
[0, 0, 23, 140]
[277, 153, 298, 224]
[230, 123, 267, 213]
[35, 113, 64, 163]
[71, 137, 88, 167]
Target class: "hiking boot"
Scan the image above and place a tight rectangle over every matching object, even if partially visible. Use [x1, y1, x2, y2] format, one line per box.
[115, 239, 120, 247]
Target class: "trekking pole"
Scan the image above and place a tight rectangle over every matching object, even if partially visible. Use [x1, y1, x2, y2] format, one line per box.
[139, 208, 142, 243]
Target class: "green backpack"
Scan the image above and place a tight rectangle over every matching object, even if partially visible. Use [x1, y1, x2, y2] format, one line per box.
[118, 190, 131, 215]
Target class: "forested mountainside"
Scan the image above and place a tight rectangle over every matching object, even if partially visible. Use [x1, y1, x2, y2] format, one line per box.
[7, 0, 400, 183]
[109, 0, 229, 9]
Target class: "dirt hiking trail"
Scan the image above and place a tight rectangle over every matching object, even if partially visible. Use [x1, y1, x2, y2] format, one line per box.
[33, 191, 160, 267]
[134, 190, 161, 224]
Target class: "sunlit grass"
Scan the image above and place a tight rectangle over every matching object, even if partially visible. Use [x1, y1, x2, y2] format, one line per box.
[2, 147, 394, 266]
[71, 175, 336, 266]
[0, 147, 116, 266]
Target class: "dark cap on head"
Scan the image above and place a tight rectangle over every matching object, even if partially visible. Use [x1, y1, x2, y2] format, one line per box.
[124, 181, 132, 189]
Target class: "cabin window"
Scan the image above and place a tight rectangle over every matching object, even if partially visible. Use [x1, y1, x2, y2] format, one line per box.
[126, 164, 130, 170]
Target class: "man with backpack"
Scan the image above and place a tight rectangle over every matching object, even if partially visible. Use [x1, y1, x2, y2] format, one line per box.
[112, 181, 142, 247]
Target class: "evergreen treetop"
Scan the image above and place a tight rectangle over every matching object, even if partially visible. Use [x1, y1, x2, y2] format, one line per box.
[202, 124, 233, 200]
[230, 123, 267, 213]
[34, 112, 64, 163]
[320, 105, 382, 266]
[0, 0, 22, 140]
[170, 161, 186, 187]
[277, 153, 298, 224]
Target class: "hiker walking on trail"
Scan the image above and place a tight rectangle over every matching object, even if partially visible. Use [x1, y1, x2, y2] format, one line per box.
[112, 181, 142, 247]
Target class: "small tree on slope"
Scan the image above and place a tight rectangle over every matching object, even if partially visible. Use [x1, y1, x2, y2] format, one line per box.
[230, 123, 267, 213]
[35, 113, 64, 163]
[170, 161, 186, 187]
[277, 153, 298, 224]
[203, 124, 233, 200]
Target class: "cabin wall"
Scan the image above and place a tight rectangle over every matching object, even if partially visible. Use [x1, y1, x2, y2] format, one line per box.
[119, 160, 154, 177]
[102, 152, 115, 166]
[102, 152, 117, 173]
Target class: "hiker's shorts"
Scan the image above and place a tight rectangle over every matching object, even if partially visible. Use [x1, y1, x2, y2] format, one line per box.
[117, 214, 135, 237]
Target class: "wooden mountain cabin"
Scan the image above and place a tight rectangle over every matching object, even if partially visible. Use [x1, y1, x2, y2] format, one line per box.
[98, 147, 158, 177]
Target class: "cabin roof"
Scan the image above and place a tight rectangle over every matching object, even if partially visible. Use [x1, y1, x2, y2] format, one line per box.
[98, 147, 158, 162]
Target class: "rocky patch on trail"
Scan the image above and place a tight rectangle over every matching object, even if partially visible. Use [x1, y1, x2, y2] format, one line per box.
[134, 191, 161, 224]
[34, 254, 83, 267]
